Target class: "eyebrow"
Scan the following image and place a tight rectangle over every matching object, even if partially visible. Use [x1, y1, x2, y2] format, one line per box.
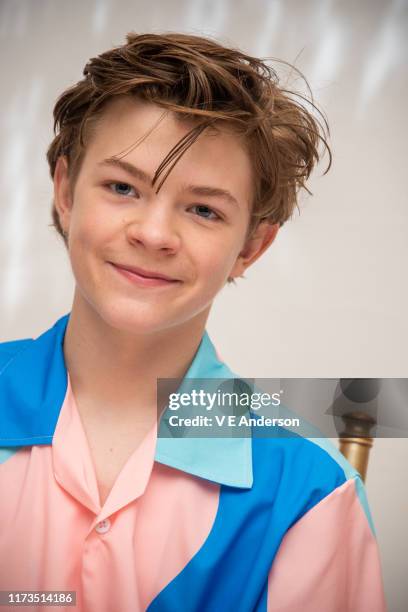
[98, 157, 240, 208]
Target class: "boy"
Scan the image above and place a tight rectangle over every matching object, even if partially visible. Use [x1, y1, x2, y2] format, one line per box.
[0, 33, 386, 611]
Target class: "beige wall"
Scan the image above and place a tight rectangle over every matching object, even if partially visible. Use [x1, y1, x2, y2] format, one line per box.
[0, 0, 407, 609]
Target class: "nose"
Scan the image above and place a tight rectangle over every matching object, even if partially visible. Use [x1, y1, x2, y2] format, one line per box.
[124, 202, 181, 253]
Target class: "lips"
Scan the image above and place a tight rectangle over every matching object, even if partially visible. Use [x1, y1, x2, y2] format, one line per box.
[109, 262, 180, 282]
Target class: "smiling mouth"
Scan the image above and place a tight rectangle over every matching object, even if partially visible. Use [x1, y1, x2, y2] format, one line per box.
[109, 262, 182, 288]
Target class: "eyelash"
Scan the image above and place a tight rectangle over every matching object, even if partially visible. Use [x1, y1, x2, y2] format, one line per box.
[105, 182, 222, 222]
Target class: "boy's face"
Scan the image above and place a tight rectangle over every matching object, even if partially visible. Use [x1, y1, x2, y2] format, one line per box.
[54, 97, 278, 335]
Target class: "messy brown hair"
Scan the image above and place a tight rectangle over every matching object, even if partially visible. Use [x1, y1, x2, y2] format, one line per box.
[47, 32, 331, 274]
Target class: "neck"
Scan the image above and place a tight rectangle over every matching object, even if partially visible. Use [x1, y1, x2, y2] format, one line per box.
[63, 289, 211, 418]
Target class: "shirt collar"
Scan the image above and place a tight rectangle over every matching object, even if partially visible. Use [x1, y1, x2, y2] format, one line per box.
[0, 313, 253, 489]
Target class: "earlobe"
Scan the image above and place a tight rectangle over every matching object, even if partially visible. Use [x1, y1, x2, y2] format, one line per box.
[54, 156, 73, 233]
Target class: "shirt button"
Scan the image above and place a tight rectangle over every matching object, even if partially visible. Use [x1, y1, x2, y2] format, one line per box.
[95, 518, 111, 534]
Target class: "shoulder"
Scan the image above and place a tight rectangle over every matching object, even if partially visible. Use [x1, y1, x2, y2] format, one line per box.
[0, 337, 33, 374]
[251, 431, 371, 528]
[253, 433, 351, 493]
[245, 395, 361, 511]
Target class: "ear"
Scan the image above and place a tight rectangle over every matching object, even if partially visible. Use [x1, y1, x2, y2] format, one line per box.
[229, 221, 280, 279]
[53, 156, 73, 234]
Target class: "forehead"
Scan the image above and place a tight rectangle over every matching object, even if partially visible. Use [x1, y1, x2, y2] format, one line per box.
[82, 96, 254, 203]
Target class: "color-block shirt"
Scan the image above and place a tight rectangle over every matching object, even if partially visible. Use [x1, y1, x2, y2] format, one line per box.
[0, 313, 387, 611]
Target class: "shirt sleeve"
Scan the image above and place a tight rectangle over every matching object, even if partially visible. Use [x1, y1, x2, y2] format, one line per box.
[267, 476, 387, 611]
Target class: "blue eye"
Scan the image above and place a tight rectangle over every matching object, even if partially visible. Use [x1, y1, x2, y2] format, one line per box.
[191, 205, 220, 221]
[109, 182, 137, 197]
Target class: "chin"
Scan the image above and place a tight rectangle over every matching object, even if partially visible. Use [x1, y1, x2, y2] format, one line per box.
[95, 301, 180, 336]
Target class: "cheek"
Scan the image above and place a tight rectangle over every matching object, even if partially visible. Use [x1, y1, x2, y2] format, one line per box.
[70, 198, 114, 253]
[67, 207, 109, 280]
[194, 235, 243, 285]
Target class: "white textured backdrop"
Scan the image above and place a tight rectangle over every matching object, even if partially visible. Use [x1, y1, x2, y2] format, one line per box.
[0, 1, 407, 609]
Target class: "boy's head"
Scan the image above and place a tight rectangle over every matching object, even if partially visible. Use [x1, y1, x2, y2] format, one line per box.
[48, 33, 329, 333]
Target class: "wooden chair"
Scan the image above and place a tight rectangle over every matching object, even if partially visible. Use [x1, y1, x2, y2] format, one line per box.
[338, 411, 376, 482]
[336, 379, 380, 482]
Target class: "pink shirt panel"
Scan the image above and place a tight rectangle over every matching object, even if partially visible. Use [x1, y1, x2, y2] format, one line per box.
[0, 376, 220, 612]
[267, 477, 387, 611]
